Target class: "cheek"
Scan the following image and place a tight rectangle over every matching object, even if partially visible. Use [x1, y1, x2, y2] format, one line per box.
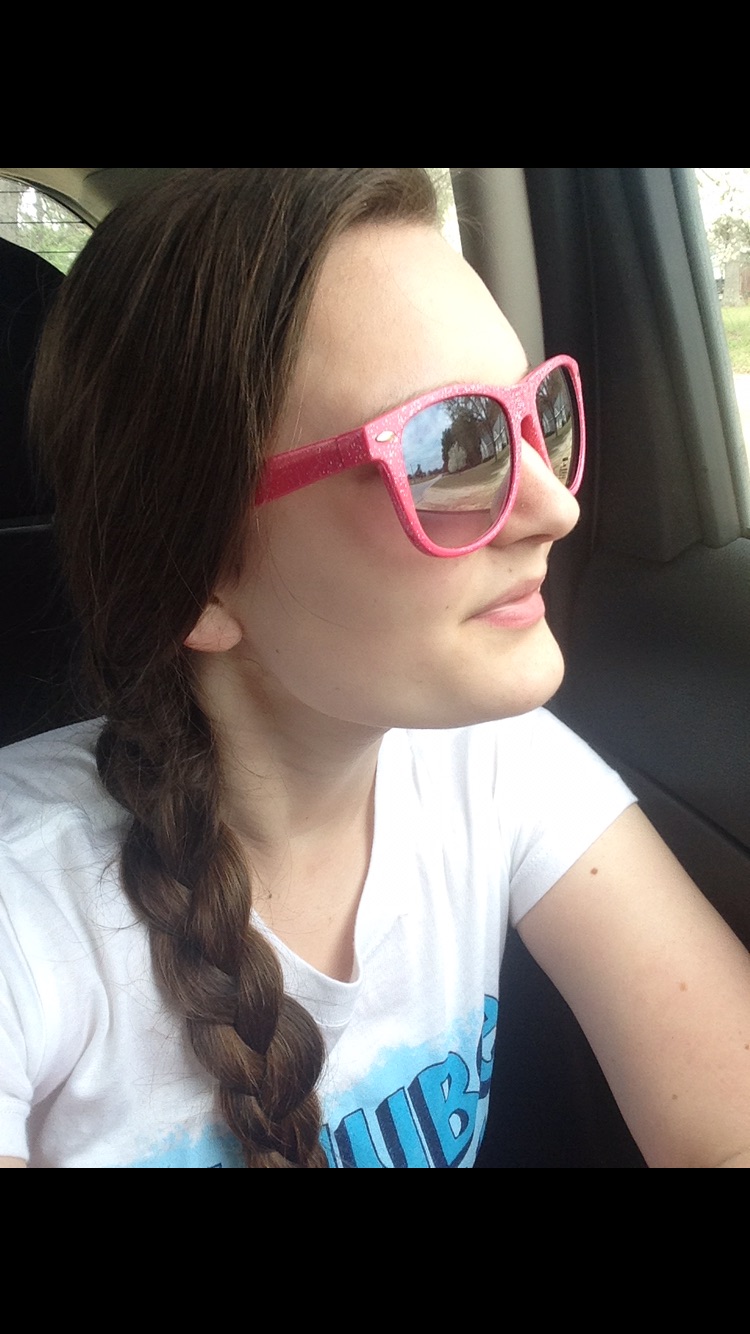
[253, 477, 448, 632]
[237, 485, 463, 709]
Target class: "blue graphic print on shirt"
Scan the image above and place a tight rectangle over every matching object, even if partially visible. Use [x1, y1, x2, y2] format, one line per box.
[322, 996, 498, 1169]
[128, 1124, 244, 1169]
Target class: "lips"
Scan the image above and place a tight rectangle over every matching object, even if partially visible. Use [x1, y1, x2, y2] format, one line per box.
[470, 578, 548, 630]
[474, 578, 546, 618]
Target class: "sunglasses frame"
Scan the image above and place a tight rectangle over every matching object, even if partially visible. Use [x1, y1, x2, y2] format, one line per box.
[255, 354, 586, 558]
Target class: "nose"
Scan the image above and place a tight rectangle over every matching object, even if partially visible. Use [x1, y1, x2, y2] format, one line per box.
[496, 436, 580, 547]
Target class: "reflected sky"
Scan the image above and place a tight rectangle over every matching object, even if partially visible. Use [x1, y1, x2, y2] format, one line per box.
[402, 402, 458, 475]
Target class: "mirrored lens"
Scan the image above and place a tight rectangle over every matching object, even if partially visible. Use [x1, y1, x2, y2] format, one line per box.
[535, 367, 580, 487]
[402, 395, 513, 550]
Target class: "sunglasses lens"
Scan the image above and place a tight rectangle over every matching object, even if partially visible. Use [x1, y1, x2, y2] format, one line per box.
[536, 367, 580, 488]
[402, 395, 513, 551]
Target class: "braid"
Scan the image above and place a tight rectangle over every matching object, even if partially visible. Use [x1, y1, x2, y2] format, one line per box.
[97, 686, 328, 1169]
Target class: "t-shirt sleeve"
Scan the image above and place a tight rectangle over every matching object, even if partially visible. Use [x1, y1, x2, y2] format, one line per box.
[0, 903, 40, 1162]
[499, 710, 637, 927]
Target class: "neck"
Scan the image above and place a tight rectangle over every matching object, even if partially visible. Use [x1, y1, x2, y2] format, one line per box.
[194, 652, 384, 979]
[207, 661, 384, 845]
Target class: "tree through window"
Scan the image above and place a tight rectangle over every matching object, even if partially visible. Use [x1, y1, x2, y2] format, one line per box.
[0, 178, 90, 274]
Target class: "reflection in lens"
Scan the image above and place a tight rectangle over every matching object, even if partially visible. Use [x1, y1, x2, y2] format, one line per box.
[535, 368, 579, 486]
[402, 395, 513, 550]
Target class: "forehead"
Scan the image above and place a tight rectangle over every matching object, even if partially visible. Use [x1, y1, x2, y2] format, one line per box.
[276, 222, 529, 451]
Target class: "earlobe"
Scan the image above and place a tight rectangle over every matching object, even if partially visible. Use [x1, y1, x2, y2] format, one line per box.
[184, 599, 243, 654]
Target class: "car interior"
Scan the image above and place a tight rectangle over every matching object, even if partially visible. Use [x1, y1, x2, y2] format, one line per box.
[1, 167, 748, 1168]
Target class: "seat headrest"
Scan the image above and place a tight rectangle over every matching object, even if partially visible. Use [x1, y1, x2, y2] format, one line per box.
[0, 237, 64, 525]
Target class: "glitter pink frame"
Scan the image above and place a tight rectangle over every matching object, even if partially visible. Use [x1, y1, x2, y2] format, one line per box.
[256, 355, 586, 557]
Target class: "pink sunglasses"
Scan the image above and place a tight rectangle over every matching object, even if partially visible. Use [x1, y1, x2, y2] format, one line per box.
[256, 355, 586, 558]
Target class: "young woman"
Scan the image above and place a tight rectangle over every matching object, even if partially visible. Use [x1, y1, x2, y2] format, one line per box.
[1, 168, 749, 1169]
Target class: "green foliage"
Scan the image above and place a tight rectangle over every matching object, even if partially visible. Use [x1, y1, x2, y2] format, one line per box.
[709, 214, 750, 267]
[722, 306, 750, 374]
[425, 168, 455, 229]
[0, 182, 90, 274]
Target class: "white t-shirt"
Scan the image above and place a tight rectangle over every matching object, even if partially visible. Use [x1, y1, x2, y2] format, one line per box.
[0, 711, 635, 1169]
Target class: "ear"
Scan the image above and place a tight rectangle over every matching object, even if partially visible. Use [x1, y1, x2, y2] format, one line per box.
[184, 598, 243, 654]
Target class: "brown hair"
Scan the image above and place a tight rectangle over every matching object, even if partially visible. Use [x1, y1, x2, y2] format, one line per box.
[30, 168, 437, 1168]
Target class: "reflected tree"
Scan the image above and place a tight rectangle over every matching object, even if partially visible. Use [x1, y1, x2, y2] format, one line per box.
[441, 397, 506, 474]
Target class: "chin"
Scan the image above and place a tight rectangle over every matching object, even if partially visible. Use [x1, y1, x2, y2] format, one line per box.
[465, 623, 567, 726]
[398, 644, 567, 734]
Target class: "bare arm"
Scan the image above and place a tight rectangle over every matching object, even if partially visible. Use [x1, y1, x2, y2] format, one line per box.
[0, 1158, 26, 1169]
[518, 805, 750, 1169]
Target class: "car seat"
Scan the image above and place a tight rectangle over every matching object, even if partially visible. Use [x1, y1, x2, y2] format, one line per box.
[0, 237, 83, 748]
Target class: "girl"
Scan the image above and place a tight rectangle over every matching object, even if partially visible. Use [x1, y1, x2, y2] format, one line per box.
[1, 168, 749, 1168]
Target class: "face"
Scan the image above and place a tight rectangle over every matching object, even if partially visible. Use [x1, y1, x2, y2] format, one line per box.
[209, 223, 581, 733]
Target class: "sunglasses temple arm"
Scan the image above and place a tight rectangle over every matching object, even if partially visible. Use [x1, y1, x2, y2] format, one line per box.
[255, 430, 370, 506]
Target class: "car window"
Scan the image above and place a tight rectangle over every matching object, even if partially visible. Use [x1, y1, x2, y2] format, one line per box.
[696, 168, 750, 489]
[426, 168, 461, 252]
[0, 176, 91, 273]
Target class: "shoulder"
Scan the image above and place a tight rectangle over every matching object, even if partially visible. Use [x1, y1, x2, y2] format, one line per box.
[396, 707, 633, 806]
[0, 723, 143, 1144]
[0, 720, 131, 938]
[0, 720, 118, 847]
[389, 710, 636, 923]
[1, 719, 104, 806]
